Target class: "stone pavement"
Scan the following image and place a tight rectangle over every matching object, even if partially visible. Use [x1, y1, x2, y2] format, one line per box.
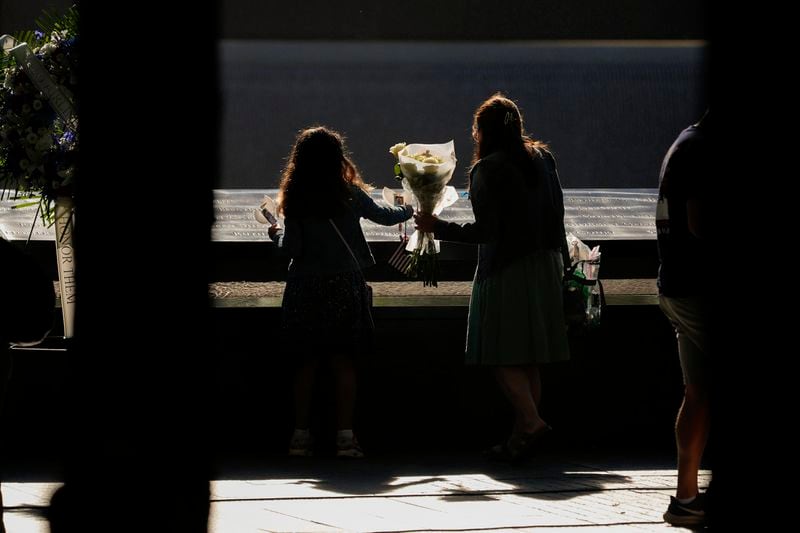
[208, 279, 658, 308]
[2, 451, 709, 532]
[50, 280, 657, 303]
[48, 280, 658, 308]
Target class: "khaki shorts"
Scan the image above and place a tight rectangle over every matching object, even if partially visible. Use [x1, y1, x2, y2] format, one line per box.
[659, 295, 707, 386]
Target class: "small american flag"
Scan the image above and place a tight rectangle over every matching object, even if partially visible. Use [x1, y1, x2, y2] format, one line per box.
[388, 236, 412, 273]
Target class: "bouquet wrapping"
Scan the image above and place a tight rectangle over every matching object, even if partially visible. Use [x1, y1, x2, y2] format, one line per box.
[389, 141, 458, 286]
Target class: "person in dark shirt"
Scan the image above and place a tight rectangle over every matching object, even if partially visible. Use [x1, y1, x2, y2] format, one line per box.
[415, 94, 569, 461]
[655, 110, 710, 528]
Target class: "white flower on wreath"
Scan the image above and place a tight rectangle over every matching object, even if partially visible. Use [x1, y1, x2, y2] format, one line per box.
[40, 42, 57, 56]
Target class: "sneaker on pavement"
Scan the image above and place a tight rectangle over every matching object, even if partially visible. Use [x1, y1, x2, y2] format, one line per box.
[288, 431, 313, 457]
[336, 434, 365, 458]
[663, 493, 706, 528]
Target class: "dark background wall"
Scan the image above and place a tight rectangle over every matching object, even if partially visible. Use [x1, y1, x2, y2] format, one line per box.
[220, 42, 706, 190]
[219, 0, 707, 40]
[0, 0, 74, 33]
[3, 1, 707, 40]
[215, 1, 708, 190]
[2, 1, 708, 190]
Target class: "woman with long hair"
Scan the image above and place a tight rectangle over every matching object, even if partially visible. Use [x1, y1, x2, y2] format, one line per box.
[415, 94, 570, 460]
[269, 126, 413, 458]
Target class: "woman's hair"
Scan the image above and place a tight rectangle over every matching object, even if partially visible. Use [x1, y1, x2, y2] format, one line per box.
[472, 93, 548, 167]
[277, 126, 370, 218]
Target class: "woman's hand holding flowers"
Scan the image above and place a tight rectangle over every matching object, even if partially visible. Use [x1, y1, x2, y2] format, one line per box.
[413, 212, 437, 233]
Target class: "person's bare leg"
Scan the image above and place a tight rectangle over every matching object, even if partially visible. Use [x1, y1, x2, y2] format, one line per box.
[524, 365, 542, 407]
[494, 366, 547, 434]
[675, 383, 710, 500]
[331, 353, 357, 430]
[293, 357, 319, 429]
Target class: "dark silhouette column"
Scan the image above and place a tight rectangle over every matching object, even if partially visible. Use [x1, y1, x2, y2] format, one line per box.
[49, 3, 218, 531]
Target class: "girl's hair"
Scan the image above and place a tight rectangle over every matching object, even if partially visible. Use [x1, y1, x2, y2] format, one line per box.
[277, 126, 370, 218]
[472, 93, 548, 168]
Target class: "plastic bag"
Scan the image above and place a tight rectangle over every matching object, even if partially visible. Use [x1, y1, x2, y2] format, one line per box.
[564, 233, 603, 331]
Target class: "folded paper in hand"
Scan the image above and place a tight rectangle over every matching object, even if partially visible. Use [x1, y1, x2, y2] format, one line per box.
[254, 195, 278, 225]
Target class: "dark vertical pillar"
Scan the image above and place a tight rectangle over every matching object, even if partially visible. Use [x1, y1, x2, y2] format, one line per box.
[50, 2, 218, 531]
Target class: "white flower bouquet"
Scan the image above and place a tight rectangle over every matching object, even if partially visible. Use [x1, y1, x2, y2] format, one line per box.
[388, 140, 458, 287]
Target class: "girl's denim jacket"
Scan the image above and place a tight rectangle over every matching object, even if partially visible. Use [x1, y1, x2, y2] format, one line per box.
[270, 185, 413, 278]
